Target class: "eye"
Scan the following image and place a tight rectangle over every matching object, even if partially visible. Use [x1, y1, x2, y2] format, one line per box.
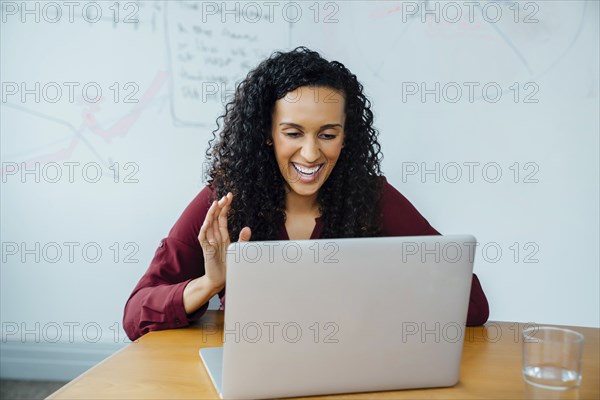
[320, 133, 337, 140]
[285, 131, 302, 138]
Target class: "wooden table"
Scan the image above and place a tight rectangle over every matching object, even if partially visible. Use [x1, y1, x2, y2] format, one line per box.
[48, 311, 600, 399]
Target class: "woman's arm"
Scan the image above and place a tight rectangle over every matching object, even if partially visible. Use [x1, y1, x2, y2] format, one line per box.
[122, 237, 212, 341]
[183, 275, 223, 314]
[378, 176, 490, 326]
[123, 188, 250, 341]
[123, 187, 218, 341]
[465, 274, 489, 326]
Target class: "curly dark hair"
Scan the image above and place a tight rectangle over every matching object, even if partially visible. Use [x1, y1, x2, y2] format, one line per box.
[206, 46, 384, 241]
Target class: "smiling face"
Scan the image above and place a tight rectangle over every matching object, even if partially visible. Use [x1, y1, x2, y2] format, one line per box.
[270, 86, 346, 200]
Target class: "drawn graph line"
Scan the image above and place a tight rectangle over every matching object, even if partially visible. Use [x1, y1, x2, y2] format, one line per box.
[488, 1, 587, 80]
[83, 71, 168, 142]
[1, 103, 103, 172]
[487, 22, 533, 76]
[354, 1, 587, 85]
[1, 103, 81, 156]
[532, 0, 587, 81]
[1, 71, 168, 177]
[351, 5, 417, 81]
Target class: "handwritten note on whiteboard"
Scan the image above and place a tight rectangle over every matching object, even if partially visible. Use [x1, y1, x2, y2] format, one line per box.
[164, 1, 290, 126]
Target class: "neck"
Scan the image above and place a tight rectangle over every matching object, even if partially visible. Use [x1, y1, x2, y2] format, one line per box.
[285, 188, 320, 216]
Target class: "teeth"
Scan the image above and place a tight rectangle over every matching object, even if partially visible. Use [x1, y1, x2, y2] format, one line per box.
[292, 163, 321, 175]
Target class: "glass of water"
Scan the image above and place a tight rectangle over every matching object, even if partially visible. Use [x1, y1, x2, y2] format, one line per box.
[522, 326, 584, 390]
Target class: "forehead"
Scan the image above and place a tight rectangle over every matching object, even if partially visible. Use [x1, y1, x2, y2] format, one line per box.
[272, 86, 345, 125]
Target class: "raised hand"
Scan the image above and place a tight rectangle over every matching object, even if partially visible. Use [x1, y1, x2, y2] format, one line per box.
[183, 192, 251, 315]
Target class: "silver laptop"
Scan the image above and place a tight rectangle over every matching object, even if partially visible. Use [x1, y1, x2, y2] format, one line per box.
[200, 235, 477, 399]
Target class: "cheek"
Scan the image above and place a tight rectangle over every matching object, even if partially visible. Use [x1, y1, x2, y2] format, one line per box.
[273, 140, 296, 162]
[325, 144, 344, 163]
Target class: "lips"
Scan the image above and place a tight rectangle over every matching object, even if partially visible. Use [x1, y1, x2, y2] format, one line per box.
[290, 162, 324, 183]
[292, 162, 323, 175]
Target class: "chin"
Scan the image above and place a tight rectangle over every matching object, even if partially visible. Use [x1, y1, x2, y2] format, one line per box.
[287, 182, 320, 197]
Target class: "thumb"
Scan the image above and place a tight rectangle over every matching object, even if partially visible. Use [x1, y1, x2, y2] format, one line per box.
[238, 227, 252, 242]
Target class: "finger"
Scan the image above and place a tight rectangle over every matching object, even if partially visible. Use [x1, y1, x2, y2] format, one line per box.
[199, 200, 217, 245]
[217, 205, 230, 244]
[211, 195, 228, 244]
[239, 226, 252, 242]
[205, 200, 219, 246]
[218, 195, 231, 244]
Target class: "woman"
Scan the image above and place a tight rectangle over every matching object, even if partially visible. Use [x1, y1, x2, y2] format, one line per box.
[123, 47, 489, 341]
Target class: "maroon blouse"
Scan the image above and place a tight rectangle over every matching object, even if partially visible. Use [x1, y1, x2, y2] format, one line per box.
[123, 177, 489, 341]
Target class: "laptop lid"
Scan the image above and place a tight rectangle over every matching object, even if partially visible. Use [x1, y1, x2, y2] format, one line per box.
[199, 346, 223, 398]
[215, 235, 476, 399]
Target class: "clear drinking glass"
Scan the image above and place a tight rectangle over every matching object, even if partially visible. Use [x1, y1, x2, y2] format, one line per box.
[522, 326, 584, 390]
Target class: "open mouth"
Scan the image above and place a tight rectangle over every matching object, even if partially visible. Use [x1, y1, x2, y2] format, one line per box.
[291, 162, 324, 176]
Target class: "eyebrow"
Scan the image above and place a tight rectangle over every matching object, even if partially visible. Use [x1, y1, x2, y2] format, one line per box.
[279, 122, 343, 130]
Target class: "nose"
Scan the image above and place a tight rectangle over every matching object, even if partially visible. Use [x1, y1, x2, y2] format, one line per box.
[300, 137, 321, 163]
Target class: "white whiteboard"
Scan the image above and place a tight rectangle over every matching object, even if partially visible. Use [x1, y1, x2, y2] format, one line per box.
[1, 1, 598, 360]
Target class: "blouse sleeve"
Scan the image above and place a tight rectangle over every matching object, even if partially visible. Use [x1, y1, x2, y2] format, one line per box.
[379, 176, 490, 326]
[122, 186, 221, 341]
